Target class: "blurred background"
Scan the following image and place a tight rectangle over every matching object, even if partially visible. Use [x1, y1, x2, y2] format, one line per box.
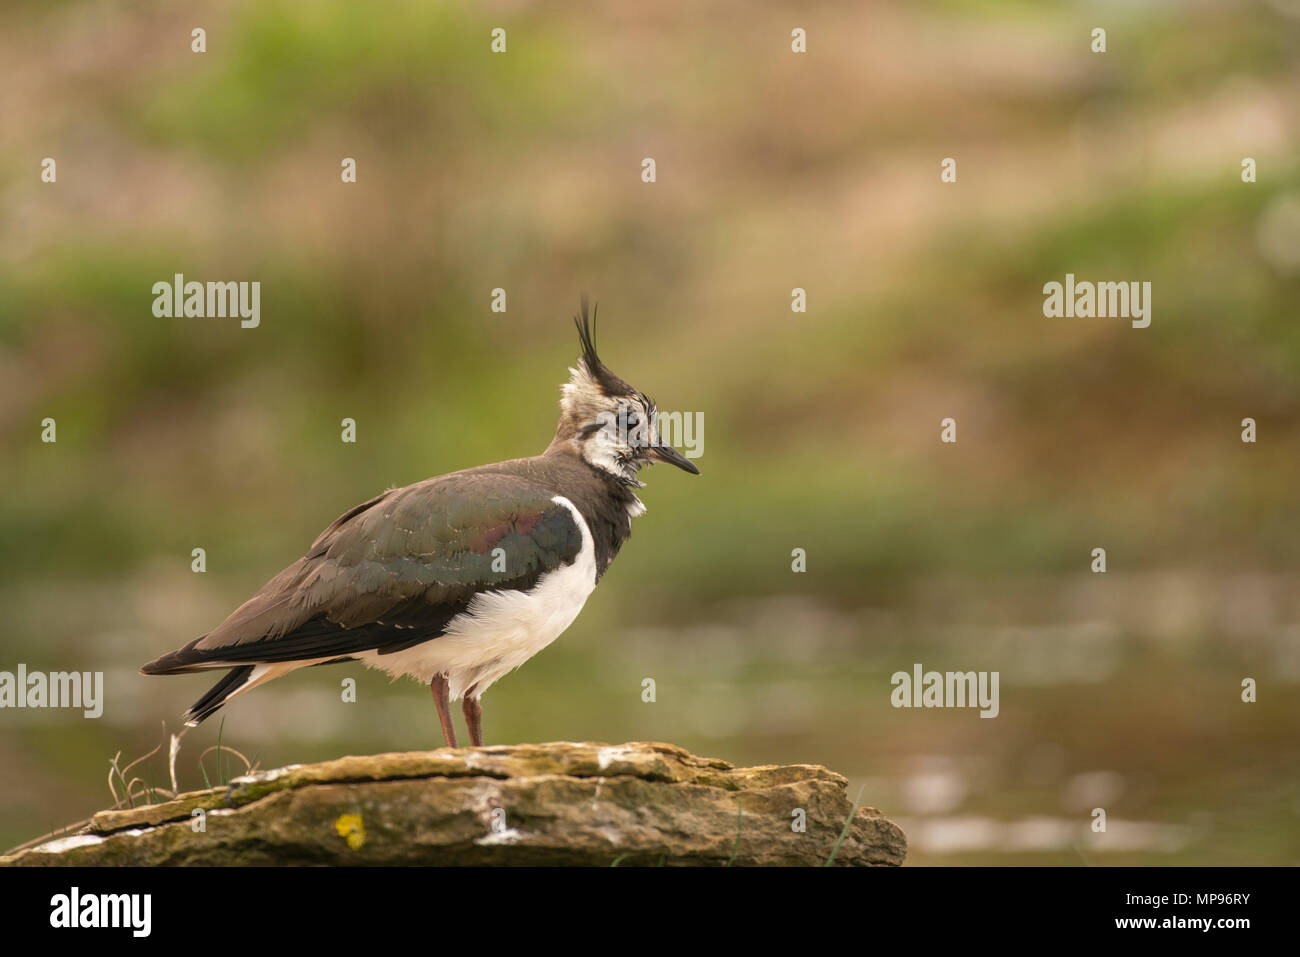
[2, 0, 1299, 864]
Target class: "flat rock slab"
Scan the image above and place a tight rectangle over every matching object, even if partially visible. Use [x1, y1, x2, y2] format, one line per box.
[1, 741, 906, 866]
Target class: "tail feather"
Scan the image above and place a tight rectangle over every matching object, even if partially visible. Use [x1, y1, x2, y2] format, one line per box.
[184, 665, 256, 727]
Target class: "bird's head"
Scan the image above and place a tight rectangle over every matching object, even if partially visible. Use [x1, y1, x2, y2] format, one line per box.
[552, 298, 700, 487]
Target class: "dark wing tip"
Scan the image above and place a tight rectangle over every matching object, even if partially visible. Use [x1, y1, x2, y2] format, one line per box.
[140, 653, 176, 676]
[140, 640, 211, 676]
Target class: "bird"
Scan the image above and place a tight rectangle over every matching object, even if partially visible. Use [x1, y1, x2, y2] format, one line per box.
[141, 299, 699, 747]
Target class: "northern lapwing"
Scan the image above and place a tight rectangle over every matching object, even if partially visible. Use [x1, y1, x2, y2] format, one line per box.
[141, 300, 699, 747]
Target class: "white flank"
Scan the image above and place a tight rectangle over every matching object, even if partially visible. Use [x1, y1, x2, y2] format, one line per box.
[359, 496, 597, 700]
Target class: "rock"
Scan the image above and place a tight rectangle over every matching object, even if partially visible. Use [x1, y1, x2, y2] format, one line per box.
[0, 741, 906, 866]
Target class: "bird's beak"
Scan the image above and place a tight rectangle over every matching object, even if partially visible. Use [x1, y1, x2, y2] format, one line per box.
[649, 443, 701, 474]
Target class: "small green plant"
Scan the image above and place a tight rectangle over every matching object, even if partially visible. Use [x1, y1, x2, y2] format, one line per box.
[824, 785, 866, 866]
[107, 719, 258, 807]
[107, 736, 169, 809]
[725, 804, 743, 866]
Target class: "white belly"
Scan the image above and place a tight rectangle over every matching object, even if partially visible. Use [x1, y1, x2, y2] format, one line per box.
[358, 496, 597, 700]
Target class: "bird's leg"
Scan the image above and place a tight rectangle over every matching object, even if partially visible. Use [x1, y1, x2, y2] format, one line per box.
[430, 675, 458, 748]
[463, 694, 483, 748]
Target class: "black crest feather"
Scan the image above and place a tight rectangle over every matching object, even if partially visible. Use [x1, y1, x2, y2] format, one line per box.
[572, 295, 634, 396]
[574, 294, 600, 370]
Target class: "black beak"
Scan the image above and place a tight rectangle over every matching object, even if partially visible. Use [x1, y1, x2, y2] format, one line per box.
[649, 444, 701, 474]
